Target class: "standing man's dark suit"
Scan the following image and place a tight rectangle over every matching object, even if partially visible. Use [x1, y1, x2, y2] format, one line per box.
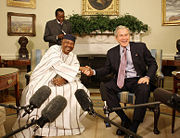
[80, 26, 157, 138]
[44, 8, 72, 47]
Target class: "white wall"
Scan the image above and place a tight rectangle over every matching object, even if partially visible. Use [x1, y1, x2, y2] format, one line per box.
[1, 0, 179, 89]
[120, 0, 180, 59]
[0, 0, 180, 59]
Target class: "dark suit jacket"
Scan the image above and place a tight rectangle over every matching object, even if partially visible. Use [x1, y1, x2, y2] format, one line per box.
[95, 42, 158, 83]
[44, 19, 72, 47]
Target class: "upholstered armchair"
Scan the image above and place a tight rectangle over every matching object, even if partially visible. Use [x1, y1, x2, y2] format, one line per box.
[25, 49, 47, 85]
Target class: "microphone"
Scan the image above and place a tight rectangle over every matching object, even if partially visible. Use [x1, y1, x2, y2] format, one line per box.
[34, 95, 67, 130]
[75, 89, 94, 113]
[74, 89, 142, 138]
[154, 88, 180, 112]
[22, 85, 51, 117]
[0, 85, 51, 114]
[3, 95, 67, 138]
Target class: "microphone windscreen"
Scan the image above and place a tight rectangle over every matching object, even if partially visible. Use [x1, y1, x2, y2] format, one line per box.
[41, 95, 67, 122]
[30, 85, 51, 108]
[154, 88, 180, 112]
[75, 89, 93, 112]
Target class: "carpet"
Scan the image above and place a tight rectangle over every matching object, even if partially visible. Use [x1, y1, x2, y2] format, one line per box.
[91, 94, 104, 108]
[91, 94, 180, 117]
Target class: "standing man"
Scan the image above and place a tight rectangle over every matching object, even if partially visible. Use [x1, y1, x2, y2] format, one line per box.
[81, 26, 158, 138]
[44, 8, 72, 47]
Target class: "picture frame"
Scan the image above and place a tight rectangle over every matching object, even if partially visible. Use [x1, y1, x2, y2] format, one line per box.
[7, 0, 36, 9]
[82, 0, 119, 15]
[7, 12, 36, 36]
[162, 0, 180, 26]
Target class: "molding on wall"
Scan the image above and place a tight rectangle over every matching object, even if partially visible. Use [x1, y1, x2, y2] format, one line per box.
[76, 34, 140, 44]
[0, 54, 18, 59]
[74, 43, 117, 55]
[1, 49, 175, 60]
[74, 34, 141, 55]
[163, 53, 175, 60]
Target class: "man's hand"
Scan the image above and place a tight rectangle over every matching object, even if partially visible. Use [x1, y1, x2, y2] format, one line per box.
[58, 34, 64, 39]
[80, 66, 94, 76]
[52, 77, 67, 86]
[138, 76, 150, 85]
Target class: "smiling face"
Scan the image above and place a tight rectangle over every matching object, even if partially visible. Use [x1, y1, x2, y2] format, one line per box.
[115, 28, 130, 47]
[61, 39, 75, 55]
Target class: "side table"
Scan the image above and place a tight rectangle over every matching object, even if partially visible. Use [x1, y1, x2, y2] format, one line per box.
[3, 59, 31, 72]
[0, 68, 20, 106]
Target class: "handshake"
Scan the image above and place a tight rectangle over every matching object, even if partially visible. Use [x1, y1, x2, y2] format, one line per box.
[80, 66, 94, 76]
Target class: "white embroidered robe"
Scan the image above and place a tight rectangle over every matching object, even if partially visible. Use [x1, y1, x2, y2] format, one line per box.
[12, 45, 89, 137]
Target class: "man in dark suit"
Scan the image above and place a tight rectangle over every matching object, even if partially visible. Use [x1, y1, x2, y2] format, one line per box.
[81, 25, 157, 138]
[44, 8, 72, 47]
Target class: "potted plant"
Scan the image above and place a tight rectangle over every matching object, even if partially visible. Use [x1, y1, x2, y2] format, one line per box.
[67, 14, 148, 36]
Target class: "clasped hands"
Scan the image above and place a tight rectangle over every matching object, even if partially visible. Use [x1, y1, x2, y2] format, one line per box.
[52, 76, 67, 86]
[53, 66, 149, 85]
[80, 66, 94, 76]
[79, 66, 150, 85]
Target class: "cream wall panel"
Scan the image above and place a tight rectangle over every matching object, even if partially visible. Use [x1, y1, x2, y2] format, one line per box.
[1, 0, 179, 89]
[120, 0, 180, 57]
[0, 0, 179, 59]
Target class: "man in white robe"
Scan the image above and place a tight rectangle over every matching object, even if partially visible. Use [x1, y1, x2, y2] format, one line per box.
[12, 34, 90, 137]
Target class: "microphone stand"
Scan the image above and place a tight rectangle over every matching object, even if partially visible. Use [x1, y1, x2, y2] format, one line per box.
[0, 103, 33, 115]
[0, 103, 19, 110]
[110, 102, 161, 111]
[2, 119, 37, 138]
[0, 103, 30, 110]
[102, 101, 161, 136]
[88, 109, 142, 138]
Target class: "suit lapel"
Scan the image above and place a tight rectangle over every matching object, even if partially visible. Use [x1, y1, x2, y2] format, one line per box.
[130, 42, 139, 71]
[130, 42, 136, 63]
[54, 19, 62, 32]
[116, 45, 121, 70]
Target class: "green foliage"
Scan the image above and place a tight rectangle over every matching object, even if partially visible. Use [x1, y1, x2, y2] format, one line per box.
[67, 14, 148, 35]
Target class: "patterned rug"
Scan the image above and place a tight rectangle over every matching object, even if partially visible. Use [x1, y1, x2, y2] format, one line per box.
[3, 91, 180, 117]
[90, 94, 180, 117]
[91, 94, 104, 108]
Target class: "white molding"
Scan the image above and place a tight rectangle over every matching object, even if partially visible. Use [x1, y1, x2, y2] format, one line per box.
[0, 54, 18, 59]
[162, 53, 174, 60]
[132, 33, 141, 42]
[74, 43, 117, 55]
